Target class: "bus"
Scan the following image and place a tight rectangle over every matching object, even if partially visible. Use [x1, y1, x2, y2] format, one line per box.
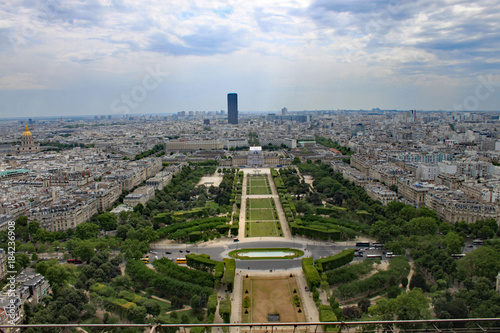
[472, 239, 484, 245]
[385, 252, 393, 258]
[356, 241, 370, 247]
[373, 243, 385, 248]
[140, 257, 149, 264]
[451, 254, 466, 259]
[366, 254, 383, 260]
[176, 258, 187, 264]
[67, 258, 82, 264]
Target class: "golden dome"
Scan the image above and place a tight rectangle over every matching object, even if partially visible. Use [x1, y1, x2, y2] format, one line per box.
[22, 125, 32, 137]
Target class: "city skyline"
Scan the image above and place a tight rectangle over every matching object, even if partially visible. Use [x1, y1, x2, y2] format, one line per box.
[0, 1, 499, 117]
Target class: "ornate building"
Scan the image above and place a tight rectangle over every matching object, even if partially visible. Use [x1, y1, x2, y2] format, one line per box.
[16, 125, 39, 154]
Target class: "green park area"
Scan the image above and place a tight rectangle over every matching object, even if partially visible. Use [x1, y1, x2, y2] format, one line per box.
[245, 198, 282, 237]
[247, 175, 272, 195]
[246, 198, 278, 221]
[245, 221, 283, 237]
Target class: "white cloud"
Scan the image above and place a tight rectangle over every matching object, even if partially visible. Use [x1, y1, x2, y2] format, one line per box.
[0, 0, 499, 116]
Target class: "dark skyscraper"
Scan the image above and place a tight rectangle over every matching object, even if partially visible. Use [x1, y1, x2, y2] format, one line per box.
[227, 93, 238, 124]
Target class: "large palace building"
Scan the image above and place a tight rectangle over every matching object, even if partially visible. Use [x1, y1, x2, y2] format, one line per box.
[16, 125, 39, 154]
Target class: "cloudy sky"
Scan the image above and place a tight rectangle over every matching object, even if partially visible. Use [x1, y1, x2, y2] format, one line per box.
[0, 0, 499, 117]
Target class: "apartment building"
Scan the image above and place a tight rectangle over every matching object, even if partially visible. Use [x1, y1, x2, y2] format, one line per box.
[425, 191, 499, 224]
[28, 196, 98, 232]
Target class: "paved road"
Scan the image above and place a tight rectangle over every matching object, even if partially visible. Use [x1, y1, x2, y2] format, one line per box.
[149, 237, 388, 269]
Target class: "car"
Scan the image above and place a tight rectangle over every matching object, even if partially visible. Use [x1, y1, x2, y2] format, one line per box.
[165, 251, 172, 254]
[179, 250, 183, 253]
[186, 250, 190, 253]
[368, 247, 375, 250]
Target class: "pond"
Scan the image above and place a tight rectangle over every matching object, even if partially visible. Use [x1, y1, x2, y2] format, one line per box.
[239, 250, 295, 258]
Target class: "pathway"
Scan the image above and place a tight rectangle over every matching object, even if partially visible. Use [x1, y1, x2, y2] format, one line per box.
[238, 168, 291, 240]
[229, 268, 319, 333]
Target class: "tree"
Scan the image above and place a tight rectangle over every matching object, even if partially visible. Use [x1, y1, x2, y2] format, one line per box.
[358, 298, 371, 313]
[60, 303, 79, 321]
[409, 271, 428, 291]
[134, 203, 144, 214]
[27, 220, 40, 240]
[190, 295, 202, 313]
[45, 265, 71, 287]
[73, 240, 95, 263]
[443, 231, 464, 254]
[456, 246, 500, 281]
[75, 223, 100, 240]
[97, 212, 118, 231]
[393, 288, 431, 323]
[406, 217, 438, 236]
[15, 253, 30, 269]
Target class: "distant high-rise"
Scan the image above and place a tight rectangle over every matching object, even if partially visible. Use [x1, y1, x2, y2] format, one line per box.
[228, 93, 238, 124]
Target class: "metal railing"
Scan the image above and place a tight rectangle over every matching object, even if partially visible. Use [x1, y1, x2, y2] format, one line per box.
[1, 318, 500, 333]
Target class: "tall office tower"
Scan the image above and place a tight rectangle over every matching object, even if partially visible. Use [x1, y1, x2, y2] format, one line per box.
[228, 93, 238, 124]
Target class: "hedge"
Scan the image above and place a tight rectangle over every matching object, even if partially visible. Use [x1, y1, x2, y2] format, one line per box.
[126, 260, 212, 301]
[290, 223, 341, 241]
[230, 225, 239, 236]
[186, 254, 219, 273]
[153, 258, 215, 288]
[207, 294, 218, 315]
[319, 305, 338, 331]
[215, 262, 224, 279]
[189, 231, 203, 242]
[315, 249, 354, 273]
[316, 207, 347, 216]
[302, 257, 321, 288]
[222, 258, 236, 291]
[219, 298, 231, 323]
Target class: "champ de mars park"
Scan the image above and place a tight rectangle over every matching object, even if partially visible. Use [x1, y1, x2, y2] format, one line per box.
[148, 166, 414, 333]
[15, 161, 498, 332]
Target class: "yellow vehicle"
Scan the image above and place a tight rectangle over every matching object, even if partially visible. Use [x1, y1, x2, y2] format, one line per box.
[141, 257, 149, 264]
[176, 258, 187, 264]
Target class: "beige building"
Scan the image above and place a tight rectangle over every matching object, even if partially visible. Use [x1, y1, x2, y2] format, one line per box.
[123, 186, 155, 207]
[364, 184, 398, 205]
[28, 197, 98, 232]
[165, 140, 223, 151]
[425, 191, 499, 224]
[397, 178, 430, 207]
[92, 182, 121, 212]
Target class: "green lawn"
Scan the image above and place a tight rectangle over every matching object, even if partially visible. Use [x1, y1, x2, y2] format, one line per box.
[249, 209, 276, 221]
[245, 221, 282, 237]
[247, 176, 271, 195]
[247, 186, 271, 195]
[248, 178, 268, 186]
[247, 198, 274, 209]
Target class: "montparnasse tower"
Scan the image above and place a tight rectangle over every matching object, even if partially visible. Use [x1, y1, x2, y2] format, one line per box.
[17, 125, 39, 154]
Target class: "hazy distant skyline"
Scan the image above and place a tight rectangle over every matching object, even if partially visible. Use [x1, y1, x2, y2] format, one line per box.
[0, 0, 499, 117]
